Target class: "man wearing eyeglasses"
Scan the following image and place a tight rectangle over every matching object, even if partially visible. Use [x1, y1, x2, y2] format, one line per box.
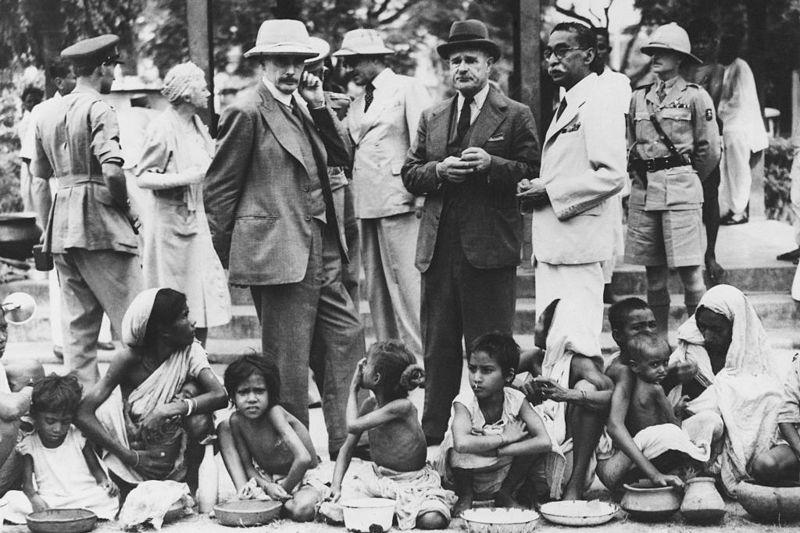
[402, 19, 540, 444]
[30, 35, 143, 388]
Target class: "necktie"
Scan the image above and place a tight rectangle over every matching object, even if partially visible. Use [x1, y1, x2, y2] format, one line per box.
[657, 82, 667, 102]
[456, 94, 474, 144]
[555, 97, 567, 121]
[364, 82, 375, 112]
[290, 98, 305, 124]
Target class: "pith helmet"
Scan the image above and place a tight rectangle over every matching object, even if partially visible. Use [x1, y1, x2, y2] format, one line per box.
[641, 23, 702, 64]
[244, 19, 317, 59]
[333, 29, 394, 57]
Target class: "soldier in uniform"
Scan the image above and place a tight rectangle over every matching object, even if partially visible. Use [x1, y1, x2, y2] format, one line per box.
[625, 23, 721, 338]
[31, 35, 143, 387]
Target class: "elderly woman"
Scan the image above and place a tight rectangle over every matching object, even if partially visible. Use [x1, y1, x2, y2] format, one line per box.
[667, 285, 785, 494]
[135, 62, 230, 346]
[76, 288, 227, 494]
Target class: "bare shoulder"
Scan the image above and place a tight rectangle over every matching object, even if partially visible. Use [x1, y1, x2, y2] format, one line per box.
[359, 395, 378, 414]
[606, 357, 634, 383]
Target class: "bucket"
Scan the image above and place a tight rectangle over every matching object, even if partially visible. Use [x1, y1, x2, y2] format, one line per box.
[341, 497, 395, 532]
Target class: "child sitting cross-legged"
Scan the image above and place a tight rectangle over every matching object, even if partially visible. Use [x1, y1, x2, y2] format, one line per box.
[597, 333, 714, 490]
[322, 340, 456, 530]
[3, 374, 119, 523]
[218, 355, 325, 522]
[436, 332, 552, 516]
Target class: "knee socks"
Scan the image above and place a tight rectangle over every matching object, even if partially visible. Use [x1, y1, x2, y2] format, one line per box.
[647, 288, 670, 339]
[684, 286, 705, 317]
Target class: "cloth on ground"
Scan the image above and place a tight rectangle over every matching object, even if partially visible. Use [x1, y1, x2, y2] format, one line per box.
[95, 340, 211, 484]
[596, 423, 712, 465]
[673, 285, 784, 494]
[2, 426, 118, 523]
[321, 460, 455, 530]
[118, 479, 193, 530]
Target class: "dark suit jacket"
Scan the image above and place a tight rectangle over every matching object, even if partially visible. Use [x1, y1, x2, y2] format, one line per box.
[401, 86, 540, 272]
[204, 83, 349, 286]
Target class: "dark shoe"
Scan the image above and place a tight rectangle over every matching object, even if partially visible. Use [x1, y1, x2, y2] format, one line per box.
[777, 248, 800, 262]
[718, 211, 734, 225]
[53, 345, 63, 361]
[97, 341, 115, 351]
[720, 213, 748, 225]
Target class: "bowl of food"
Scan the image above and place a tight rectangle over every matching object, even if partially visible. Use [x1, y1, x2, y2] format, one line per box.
[621, 480, 682, 521]
[341, 498, 396, 533]
[461, 507, 540, 533]
[736, 481, 800, 523]
[539, 500, 619, 526]
[26, 508, 98, 533]
[213, 499, 283, 527]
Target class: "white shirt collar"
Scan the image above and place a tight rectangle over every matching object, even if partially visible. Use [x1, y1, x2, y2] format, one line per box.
[262, 77, 293, 107]
[457, 83, 491, 113]
[370, 67, 394, 90]
[562, 72, 598, 106]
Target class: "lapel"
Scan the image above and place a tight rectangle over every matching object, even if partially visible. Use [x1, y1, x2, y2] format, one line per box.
[256, 83, 312, 174]
[354, 70, 401, 145]
[544, 76, 594, 143]
[428, 97, 456, 155]
[466, 86, 507, 148]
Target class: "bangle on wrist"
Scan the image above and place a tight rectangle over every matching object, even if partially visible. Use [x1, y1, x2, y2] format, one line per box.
[132, 450, 140, 467]
[580, 389, 587, 404]
[183, 398, 194, 417]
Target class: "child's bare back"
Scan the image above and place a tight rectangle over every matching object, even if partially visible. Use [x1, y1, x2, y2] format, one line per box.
[362, 397, 427, 472]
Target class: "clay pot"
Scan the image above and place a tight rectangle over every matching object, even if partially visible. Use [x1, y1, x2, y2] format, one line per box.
[737, 481, 800, 523]
[681, 477, 726, 523]
[621, 480, 682, 521]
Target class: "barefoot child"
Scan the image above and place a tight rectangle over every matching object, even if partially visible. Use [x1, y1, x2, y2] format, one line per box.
[325, 340, 455, 530]
[4, 374, 119, 523]
[597, 333, 711, 489]
[437, 333, 551, 515]
[219, 355, 324, 522]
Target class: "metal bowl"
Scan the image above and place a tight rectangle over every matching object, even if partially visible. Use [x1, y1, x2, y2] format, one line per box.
[213, 499, 283, 527]
[26, 508, 98, 533]
[539, 500, 619, 526]
[462, 507, 540, 533]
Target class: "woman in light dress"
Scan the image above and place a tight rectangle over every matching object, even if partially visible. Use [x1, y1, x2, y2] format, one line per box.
[136, 63, 230, 345]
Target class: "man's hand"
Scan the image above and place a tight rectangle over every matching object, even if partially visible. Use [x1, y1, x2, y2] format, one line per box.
[533, 376, 572, 403]
[298, 71, 325, 109]
[255, 478, 290, 502]
[101, 478, 119, 497]
[519, 374, 544, 405]
[671, 360, 698, 384]
[328, 486, 341, 502]
[650, 473, 684, 489]
[436, 156, 474, 184]
[31, 494, 49, 513]
[517, 178, 549, 207]
[140, 403, 177, 433]
[460, 147, 491, 173]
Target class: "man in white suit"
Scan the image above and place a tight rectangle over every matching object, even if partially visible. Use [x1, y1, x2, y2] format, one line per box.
[335, 30, 431, 357]
[517, 21, 625, 501]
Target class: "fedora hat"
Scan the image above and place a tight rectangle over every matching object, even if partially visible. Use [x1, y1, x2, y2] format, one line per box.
[437, 19, 501, 60]
[244, 19, 317, 59]
[641, 23, 702, 64]
[333, 29, 394, 57]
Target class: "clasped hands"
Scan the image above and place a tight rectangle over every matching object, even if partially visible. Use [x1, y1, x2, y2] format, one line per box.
[516, 178, 549, 208]
[436, 147, 492, 183]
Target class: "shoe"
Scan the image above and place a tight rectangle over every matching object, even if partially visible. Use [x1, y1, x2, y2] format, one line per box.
[777, 248, 800, 262]
[97, 341, 115, 351]
[720, 213, 747, 225]
[718, 211, 734, 225]
[53, 345, 64, 361]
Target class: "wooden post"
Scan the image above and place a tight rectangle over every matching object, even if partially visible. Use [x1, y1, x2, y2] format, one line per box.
[513, 0, 540, 267]
[186, 0, 216, 135]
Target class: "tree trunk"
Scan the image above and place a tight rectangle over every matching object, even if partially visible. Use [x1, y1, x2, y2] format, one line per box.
[273, 0, 303, 20]
[24, 0, 65, 97]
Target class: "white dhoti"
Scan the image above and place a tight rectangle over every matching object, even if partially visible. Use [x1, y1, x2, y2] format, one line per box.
[535, 261, 604, 336]
[719, 129, 755, 217]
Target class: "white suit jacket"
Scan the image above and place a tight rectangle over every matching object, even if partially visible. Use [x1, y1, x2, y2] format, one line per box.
[346, 68, 431, 219]
[532, 73, 626, 265]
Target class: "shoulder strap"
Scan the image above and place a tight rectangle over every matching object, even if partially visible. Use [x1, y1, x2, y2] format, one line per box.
[645, 99, 682, 159]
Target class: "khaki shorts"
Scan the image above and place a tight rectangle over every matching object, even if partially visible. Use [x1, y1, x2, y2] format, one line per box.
[625, 206, 704, 268]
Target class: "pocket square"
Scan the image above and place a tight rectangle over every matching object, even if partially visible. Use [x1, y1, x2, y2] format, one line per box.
[488, 134, 505, 142]
[561, 122, 581, 134]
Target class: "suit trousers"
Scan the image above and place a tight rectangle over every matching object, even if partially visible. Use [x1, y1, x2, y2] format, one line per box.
[360, 213, 422, 358]
[251, 221, 365, 455]
[54, 249, 143, 388]
[420, 208, 517, 440]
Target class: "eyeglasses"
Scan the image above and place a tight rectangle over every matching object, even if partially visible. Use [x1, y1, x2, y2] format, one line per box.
[543, 46, 588, 61]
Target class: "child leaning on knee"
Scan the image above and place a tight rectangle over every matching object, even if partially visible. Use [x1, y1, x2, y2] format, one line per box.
[436, 333, 552, 516]
[219, 355, 323, 522]
[324, 340, 455, 530]
[6, 374, 119, 522]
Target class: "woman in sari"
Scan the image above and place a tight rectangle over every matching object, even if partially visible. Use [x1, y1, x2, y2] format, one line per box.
[135, 62, 230, 346]
[76, 288, 227, 494]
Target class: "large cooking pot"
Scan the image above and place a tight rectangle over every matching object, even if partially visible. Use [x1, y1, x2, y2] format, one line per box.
[0, 212, 42, 260]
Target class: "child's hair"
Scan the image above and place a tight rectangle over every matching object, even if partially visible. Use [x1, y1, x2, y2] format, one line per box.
[608, 297, 650, 333]
[469, 332, 520, 374]
[626, 332, 670, 364]
[367, 340, 424, 399]
[223, 354, 281, 409]
[31, 373, 82, 416]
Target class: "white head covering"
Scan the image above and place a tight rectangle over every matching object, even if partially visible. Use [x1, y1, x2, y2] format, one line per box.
[122, 288, 160, 346]
[161, 62, 206, 103]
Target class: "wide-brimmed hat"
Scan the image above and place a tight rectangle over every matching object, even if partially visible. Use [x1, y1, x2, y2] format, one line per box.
[437, 19, 501, 60]
[244, 19, 317, 59]
[333, 29, 394, 57]
[641, 23, 702, 64]
[304, 37, 331, 69]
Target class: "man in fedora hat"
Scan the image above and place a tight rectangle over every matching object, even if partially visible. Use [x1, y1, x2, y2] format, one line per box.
[335, 29, 431, 359]
[402, 19, 540, 444]
[204, 20, 364, 458]
[30, 34, 143, 387]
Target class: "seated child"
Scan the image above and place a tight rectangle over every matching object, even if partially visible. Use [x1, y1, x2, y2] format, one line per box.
[751, 352, 800, 485]
[597, 333, 712, 490]
[323, 340, 455, 530]
[219, 355, 324, 522]
[437, 333, 551, 515]
[3, 374, 119, 523]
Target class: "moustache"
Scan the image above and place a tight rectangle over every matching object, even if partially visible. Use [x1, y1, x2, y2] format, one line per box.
[280, 77, 298, 84]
